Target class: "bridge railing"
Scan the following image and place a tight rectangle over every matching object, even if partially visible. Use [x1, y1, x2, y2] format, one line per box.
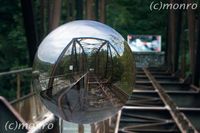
[0, 68, 46, 123]
[0, 68, 120, 132]
[0, 68, 32, 101]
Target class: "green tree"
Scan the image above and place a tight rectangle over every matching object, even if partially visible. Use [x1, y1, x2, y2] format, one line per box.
[106, 0, 167, 48]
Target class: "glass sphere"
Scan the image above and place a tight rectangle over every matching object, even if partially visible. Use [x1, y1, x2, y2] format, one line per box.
[32, 20, 135, 124]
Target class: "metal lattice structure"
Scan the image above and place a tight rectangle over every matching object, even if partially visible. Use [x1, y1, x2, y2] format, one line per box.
[119, 67, 200, 133]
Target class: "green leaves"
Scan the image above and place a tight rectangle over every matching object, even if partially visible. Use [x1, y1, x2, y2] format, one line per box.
[0, 0, 28, 71]
[106, 0, 167, 41]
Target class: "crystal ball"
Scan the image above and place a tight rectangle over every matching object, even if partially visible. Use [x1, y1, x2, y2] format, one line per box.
[32, 20, 135, 124]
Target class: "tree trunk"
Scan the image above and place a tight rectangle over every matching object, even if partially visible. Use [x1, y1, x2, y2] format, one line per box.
[67, 0, 75, 21]
[99, 0, 106, 23]
[20, 0, 37, 66]
[49, 0, 62, 31]
[86, 0, 95, 20]
[95, 0, 99, 20]
[76, 0, 83, 20]
[193, 7, 200, 86]
[39, 0, 48, 41]
[187, 0, 196, 84]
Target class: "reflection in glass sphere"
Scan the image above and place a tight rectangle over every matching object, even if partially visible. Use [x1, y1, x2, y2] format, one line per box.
[32, 20, 135, 124]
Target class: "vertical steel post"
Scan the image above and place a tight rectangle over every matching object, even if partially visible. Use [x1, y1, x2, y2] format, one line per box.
[169, 1, 177, 73]
[16, 73, 21, 99]
[174, 1, 183, 72]
[194, 11, 200, 86]
[165, 11, 170, 66]
[187, 0, 196, 84]
[167, 0, 175, 72]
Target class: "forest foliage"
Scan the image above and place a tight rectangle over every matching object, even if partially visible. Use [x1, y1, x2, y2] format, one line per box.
[0, 0, 167, 72]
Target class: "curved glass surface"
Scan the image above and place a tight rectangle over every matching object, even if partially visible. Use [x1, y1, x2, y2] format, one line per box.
[32, 20, 135, 124]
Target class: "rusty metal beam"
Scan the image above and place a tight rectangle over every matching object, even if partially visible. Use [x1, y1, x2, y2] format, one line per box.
[120, 107, 179, 133]
[167, 0, 176, 72]
[0, 68, 32, 77]
[143, 68, 199, 133]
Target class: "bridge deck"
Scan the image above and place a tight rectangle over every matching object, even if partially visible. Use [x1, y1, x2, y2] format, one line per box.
[118, 68, 200, 133]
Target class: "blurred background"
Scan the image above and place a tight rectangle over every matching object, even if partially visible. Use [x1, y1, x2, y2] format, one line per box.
[0, 0, 167, 100]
